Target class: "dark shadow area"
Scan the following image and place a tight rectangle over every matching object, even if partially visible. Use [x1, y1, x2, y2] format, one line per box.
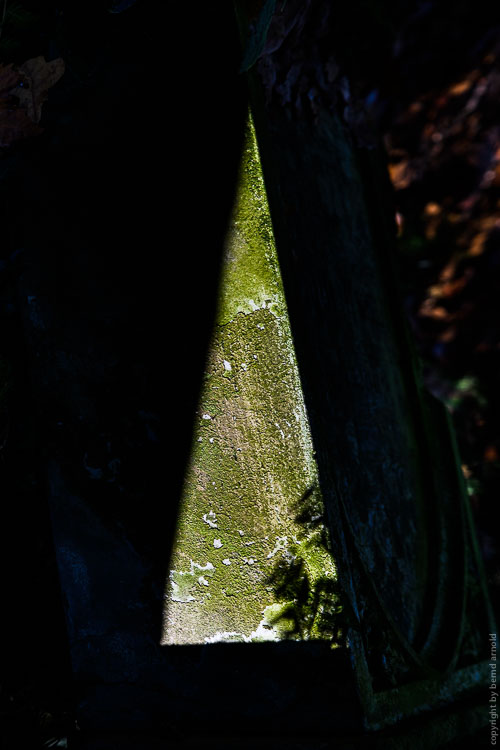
[68, 641, 489, 748]
[0, 2, 247, 745]
[71, 641, 358, 745]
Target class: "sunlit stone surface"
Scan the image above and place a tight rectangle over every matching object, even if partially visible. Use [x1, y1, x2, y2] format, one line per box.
[162, 118, 339, 645]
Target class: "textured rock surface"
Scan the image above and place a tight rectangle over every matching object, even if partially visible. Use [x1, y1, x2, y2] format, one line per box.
[163, 118, 339, 645]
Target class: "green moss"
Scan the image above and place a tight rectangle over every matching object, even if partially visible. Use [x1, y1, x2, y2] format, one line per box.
[216, 115, 286, 325]
[162, 113, 340, 646]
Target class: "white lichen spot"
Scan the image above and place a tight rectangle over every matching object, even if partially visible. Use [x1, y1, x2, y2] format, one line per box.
[241, 363, 248, 371]
[248, 603, 295, 642]
[204, 631, 246, 644]
[209, 438, 214, 444]
[202, 414, 212, 420]
[202, 511, 218, 529]
[242, 557, 255, 565]
[223, 360, 232, 371]
[197, 437, 202, 442]
[169, 561, 215, 603]
[214, 539, 223, 548]
[238, 530, 244, 536]
[274, 422, 285, 439]
[169, 571, 196, 603]
[249, 622, 279, 642]
[266, 536, 289, 560]
[222, 558, 231, 566]
[282, 548, 297, 564]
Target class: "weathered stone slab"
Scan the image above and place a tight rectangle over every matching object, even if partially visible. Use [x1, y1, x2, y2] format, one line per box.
[163, 117, 339, 645]
[234, 1, 496, 737]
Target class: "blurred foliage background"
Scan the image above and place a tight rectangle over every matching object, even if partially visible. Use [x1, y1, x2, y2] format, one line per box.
[378, 1, 500, 620]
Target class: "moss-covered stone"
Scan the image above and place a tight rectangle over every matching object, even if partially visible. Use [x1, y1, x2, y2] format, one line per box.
[162, 116, 339, 645]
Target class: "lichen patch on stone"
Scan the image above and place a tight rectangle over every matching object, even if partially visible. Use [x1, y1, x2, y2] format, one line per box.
[162, 114, 339, 647]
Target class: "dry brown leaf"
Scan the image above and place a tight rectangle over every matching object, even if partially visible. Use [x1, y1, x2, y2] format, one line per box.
[0, 57, 64, 148]
[0, 62, 41, 147]
[17, 56, 65, 124]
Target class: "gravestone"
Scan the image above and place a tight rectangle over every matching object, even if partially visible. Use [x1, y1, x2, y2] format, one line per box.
[2, 3, 495, 747]
[234, 0, 497, 740]
[163, 116, 339, 647]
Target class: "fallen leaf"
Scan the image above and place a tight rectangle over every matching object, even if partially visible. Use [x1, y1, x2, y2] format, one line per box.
[17, 56, 65, 124]
[0, 56, 64, 148]
[0, 62, 41, 147]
